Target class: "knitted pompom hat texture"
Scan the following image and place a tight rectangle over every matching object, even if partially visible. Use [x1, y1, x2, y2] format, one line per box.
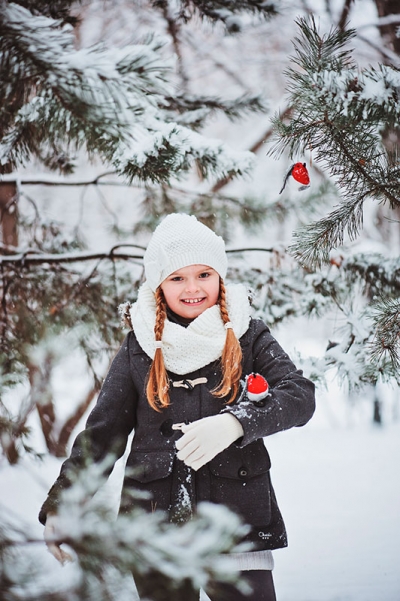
[144, 213, 228, 292]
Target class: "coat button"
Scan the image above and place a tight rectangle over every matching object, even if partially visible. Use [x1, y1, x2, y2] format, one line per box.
[160, 419, 174, 437]
[238, 467, 248, 478]
[253, 399, 267, 407]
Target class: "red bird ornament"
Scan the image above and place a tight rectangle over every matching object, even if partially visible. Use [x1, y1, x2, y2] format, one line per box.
[246, 373, 269, 402]
[279, 162, 310, 194]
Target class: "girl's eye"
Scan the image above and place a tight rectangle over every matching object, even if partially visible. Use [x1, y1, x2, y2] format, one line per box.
[199, 272, 210, 278]
[171, 276, 183, 281]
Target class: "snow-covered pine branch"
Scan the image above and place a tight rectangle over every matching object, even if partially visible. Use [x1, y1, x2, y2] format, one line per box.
[370, 297, 400, 375]
[174, 0, 278, 32]
[0, 2, 258, 181]
[164, 93, 268, 129]
[0, 461, 248, 600]
[269, 17, 400, 268]
[228, 248, 400, 385]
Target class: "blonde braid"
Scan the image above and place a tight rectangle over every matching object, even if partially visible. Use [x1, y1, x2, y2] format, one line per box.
[146, 287, 170, 411]
[212, 280, 243, 403]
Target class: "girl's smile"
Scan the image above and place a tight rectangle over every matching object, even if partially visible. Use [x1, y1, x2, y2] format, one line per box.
[160, 264, 220, 319]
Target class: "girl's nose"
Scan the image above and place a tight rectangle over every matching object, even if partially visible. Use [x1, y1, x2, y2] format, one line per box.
[185, 278, 199, 293]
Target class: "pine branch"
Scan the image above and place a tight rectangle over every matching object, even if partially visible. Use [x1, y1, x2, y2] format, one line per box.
[370, 297, 400, 373]
[1, 3, 257, 182]
[0, 245, 278, 266]
[342, 253, 400, 295]
[165, 0, 278, 32]
[164, 93, 268, 130]
[209, 104, 285, 194]
[0, 246, 145, 266]
[270, 17, 400, 268]
[13, 0, 79, 23]
[289, 198, 364, 267]
[1, 171, 120, 186]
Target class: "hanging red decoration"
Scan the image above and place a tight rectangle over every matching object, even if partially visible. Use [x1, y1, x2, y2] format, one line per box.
[279, 162, 310, 194]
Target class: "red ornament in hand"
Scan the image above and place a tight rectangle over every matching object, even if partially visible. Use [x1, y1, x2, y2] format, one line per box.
[246, 373, 269, 402]
[279, 162, 310, 194]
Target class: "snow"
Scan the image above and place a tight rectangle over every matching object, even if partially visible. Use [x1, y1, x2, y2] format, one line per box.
[1, 399, 400, 600]
[268, 419, 400, 601]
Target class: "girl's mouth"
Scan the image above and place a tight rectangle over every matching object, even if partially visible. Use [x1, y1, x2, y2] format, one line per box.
[181, 298, 205, 305]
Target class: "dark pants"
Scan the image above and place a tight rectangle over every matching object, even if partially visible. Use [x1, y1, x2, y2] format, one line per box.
[134, 569, 277, 601]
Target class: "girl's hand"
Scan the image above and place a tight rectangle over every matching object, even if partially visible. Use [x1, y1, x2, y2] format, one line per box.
[174, 413, 243, 471]
[44, 514, 73, 565]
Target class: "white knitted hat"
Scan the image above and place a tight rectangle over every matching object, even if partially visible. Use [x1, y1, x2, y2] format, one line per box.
[144, 213, 228, 291]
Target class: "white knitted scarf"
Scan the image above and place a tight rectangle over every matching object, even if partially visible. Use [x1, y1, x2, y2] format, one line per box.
[129, 281, 251, 375]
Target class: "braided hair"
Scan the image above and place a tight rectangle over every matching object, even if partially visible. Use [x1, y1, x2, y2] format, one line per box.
[146, 287, 170, 411]
[210, 279, 243, 404]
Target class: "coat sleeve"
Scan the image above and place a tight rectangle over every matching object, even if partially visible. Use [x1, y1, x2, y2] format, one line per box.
[224, 320, 315, 447]
[38, 333, 138, 524]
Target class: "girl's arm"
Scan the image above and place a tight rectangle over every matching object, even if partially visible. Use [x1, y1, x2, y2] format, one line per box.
[39, 333, 138, 524]
[225, 321, 316, 447]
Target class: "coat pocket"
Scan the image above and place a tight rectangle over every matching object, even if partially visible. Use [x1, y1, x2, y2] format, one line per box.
[208, 440, 272, 526]
[121, 450, 175, 515]
[126, 449, 175, 482]
[209, 440, 271, 479]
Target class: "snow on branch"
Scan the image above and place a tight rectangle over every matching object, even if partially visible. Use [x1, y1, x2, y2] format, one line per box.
[370, 298, 400, 374]
[177, 0, 277, 32]
[0, 483, 248, 600]
[1, 2, 257, 182]
[269, 17, 400, 269]
[1, 3, 173, 98]
[228, 249, 400, 385]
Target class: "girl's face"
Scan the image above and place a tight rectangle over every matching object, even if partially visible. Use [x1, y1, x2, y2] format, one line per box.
[160, 264, 220, 319]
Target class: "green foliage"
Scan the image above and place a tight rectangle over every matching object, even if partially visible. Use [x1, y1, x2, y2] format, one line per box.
[153, 0, 278, 32]
[228, 246, 400, 386]
[1, 2, 399, 469]
[0, 460, 248, 600]
[370, 297, 400, 372]
[164, 93, 268, 130]
[270, 17, 400, 268]
[0, 1, 266, 181]
[267, 16, 400, 381]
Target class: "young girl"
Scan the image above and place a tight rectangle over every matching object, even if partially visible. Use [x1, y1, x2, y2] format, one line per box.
[40, 213, 315, 601]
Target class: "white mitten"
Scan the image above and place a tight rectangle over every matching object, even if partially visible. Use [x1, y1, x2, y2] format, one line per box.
[173, 413, 244, 471]
[44, 513, 73, 565]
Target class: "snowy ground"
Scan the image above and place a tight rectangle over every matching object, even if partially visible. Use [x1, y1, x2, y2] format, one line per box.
[2, 395, 400, 601]
[267, 419, 400, 601]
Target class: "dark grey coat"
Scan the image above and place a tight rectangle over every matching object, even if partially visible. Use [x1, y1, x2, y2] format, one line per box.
[39, 318, 315, 551]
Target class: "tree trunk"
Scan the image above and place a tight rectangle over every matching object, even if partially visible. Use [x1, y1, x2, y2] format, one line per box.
[374, 0, 400, 57]
[373, 1, 400, 246]
[0, 182, 18, 247]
